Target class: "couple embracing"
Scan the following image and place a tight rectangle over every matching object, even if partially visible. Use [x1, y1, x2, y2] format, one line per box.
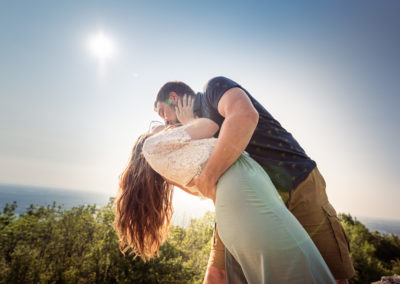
[114, 76, 355, 283]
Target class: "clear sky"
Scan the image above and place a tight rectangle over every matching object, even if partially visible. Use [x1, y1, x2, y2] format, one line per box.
[0, 0, 399, 221]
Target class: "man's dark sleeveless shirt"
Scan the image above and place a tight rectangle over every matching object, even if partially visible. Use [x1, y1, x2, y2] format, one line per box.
[193, 76, 316, 192]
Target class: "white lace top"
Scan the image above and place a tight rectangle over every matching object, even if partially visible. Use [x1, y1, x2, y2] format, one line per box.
[142, 124, 217, 197]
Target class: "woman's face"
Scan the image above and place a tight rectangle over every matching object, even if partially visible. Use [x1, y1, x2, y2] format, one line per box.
[156, 101, 179, 125]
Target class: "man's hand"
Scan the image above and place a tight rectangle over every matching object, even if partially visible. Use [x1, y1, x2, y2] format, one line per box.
[186, 173, 217, 203]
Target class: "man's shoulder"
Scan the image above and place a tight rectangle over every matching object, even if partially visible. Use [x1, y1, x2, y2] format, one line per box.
[203, 76, 239, 93]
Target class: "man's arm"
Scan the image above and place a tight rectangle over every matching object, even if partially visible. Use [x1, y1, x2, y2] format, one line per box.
[199, 87, 258, 283]
[191, 87, 259, 199]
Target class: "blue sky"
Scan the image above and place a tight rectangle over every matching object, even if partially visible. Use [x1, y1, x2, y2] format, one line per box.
[0, 0, 399, 220]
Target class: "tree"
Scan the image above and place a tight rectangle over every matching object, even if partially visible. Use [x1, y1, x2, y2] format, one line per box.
[339, 213, 400, 284]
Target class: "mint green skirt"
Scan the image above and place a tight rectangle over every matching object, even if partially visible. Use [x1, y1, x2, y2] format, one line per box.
[215, 153, 335, 284]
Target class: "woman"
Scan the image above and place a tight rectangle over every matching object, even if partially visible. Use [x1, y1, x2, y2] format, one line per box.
[114, 117, 335, 283]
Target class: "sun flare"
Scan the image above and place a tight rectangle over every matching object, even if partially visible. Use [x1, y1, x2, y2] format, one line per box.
[88, 31, 115, 60]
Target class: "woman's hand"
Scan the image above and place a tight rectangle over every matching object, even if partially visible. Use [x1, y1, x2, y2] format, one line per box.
[175, 95, 196, 124]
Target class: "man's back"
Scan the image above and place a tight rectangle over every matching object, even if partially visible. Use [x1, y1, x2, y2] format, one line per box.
[193, 76, 316, 192]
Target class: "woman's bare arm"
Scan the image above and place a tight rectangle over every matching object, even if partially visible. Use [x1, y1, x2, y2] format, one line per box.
[184, 118, 219, 140]
[147, 118, 219, 199]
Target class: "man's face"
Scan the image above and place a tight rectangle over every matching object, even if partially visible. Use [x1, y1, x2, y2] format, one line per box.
[156, 101, 179, 125]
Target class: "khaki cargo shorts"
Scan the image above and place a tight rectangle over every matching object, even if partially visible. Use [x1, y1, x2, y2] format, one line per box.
[208, 167, 355, 279]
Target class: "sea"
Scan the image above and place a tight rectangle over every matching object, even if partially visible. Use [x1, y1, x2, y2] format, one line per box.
[1, 184, 400, 236]
[0, 184, 111, 213]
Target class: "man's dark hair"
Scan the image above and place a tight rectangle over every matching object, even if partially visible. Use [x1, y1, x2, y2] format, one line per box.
[154, 81, 195, 108]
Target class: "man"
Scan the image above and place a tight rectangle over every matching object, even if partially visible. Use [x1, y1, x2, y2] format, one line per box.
[154, 76, 355, 283]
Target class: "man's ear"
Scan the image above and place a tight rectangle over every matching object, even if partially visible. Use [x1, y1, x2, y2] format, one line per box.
[169, 92, 179, 105]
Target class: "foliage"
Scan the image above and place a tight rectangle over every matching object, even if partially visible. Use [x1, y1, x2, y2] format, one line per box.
[1, 201, 399, 283]
[0, 199, 213, 284]
[339, 213, 400, 284]
[167, 211, 214, 284]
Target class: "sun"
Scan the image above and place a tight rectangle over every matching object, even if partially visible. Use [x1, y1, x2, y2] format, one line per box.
[88, 31, 115, 60]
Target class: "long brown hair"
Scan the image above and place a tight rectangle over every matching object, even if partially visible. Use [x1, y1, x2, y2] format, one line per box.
[113, 133, 174, 261]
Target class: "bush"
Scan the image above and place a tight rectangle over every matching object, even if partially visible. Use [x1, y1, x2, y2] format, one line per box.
[339, 213, 400, 284]
[1, 201, 399, 284]
[0, 199, 211, 284]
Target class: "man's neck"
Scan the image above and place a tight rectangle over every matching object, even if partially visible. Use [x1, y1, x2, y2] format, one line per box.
[193, 92, 203, 117]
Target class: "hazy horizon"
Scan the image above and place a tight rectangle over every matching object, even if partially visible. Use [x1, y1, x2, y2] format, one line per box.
[2, 183, 400, 242]
[1, 183, 399, 223]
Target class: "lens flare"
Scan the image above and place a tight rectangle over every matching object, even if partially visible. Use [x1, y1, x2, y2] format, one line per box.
[88, 31, 115, 60]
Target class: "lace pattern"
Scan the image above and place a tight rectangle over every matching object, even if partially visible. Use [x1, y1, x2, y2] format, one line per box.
[142, 124, 217, 197]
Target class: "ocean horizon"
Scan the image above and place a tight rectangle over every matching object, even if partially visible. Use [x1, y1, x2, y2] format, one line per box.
[0, 183, 203, 227]
[0, 183, 111, 212]
[1, 183, 400, 235]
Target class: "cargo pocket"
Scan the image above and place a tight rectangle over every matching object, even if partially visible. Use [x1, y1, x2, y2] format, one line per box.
[322, 203, 351, 262]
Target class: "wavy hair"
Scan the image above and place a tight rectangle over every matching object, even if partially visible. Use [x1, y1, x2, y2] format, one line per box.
[113, 133, 174, 261]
